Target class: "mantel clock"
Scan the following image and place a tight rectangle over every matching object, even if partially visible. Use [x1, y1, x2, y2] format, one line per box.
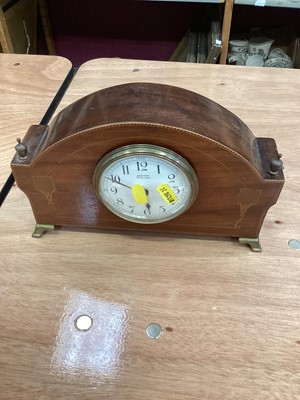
[11, 83, 284, 251]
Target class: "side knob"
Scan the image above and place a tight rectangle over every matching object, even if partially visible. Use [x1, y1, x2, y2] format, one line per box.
[15, 138, 28, 159]
[268, 153, 283, 176]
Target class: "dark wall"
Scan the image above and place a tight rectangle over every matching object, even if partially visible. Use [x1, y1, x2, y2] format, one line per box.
[41, 0, 220, 66]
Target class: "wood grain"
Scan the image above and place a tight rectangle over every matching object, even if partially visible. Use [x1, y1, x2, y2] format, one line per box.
[0, 54, 72, 187]
[220, 0, 234, 64]
[1, 58, 300, 399]
[11, 83, 284, 239]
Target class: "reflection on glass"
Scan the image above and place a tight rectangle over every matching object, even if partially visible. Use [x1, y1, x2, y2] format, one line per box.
[51, 290, 129, 384]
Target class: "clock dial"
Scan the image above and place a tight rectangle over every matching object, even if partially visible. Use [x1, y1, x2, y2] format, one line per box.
[93, 144, 198, 224]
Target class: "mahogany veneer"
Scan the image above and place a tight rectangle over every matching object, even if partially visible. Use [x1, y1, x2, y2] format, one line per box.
[11, 82, 284, 241]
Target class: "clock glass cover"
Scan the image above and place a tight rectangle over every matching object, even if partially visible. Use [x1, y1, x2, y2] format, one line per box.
[93, 144, 198, 224]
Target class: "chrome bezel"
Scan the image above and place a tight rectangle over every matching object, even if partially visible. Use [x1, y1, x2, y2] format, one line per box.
[93, 144, 198, 224]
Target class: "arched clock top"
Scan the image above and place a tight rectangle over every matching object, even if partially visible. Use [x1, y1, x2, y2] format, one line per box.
[39, 83, 260, 168]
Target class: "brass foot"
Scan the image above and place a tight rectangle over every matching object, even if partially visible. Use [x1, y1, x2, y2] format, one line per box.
[239, 237, 262, 252]
[32, 223, 55, 238]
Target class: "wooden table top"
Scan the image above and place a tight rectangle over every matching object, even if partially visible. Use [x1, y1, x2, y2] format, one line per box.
[0, 54, 72, 189]
[1, 58, 300, 399]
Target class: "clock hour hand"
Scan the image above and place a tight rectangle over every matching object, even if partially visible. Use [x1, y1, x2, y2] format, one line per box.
[106, 177, 151, 208]
[131, 184, 149, 205]
[145, 189, 151, 211]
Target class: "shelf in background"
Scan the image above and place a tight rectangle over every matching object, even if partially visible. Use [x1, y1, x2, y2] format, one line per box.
[234, 0, 300, 8]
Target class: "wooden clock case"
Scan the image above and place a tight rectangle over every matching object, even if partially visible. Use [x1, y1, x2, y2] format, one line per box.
[11, 82, 284, 251]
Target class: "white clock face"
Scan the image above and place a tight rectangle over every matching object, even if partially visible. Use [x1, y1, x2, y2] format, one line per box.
[93, 144, 198, 224]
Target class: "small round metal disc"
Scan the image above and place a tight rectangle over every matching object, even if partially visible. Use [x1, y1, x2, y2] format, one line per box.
[288, 239, 300, 250]
[146, 323, 163, 339]
[75, 315, 93, 331]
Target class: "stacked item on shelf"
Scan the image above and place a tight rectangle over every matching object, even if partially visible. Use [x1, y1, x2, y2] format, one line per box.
[228, 37, 293, 67]
[169, 22, 222, 64]
[228, 25, 300, 68]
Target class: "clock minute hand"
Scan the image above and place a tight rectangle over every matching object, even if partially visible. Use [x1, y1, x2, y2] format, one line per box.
[106, 177, 151, 208]
[106, 176, 131, 189]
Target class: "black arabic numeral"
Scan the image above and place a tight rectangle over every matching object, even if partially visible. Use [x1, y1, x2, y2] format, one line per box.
[110, 174, 121, 183]
[137, 161, 148, 172]
[122, 165, 129, 175]
[168, 173, 176, 183]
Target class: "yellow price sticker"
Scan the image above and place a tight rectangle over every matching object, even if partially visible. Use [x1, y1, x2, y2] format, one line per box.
[131, 184, 148, 204]
[157, 184, 178, 204]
